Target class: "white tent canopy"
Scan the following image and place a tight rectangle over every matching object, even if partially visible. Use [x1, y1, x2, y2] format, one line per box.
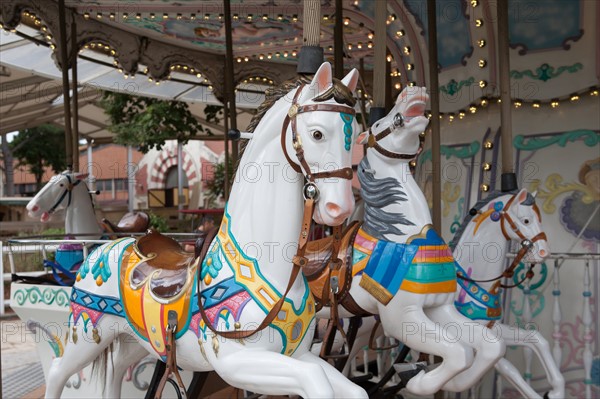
[0, 27, 264, 141]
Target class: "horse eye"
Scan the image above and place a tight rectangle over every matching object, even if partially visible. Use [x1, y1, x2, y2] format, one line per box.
[312, 130, 323, 140]
[523, 218, 530, 225]
[59, 184, 64, 187]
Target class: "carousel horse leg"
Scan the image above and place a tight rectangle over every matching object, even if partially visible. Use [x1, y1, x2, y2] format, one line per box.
[210, 348, 367, 398]
[495, 323, 565, 399]
[296, 351, 369, 398]
[45, 317, 120, 398]
[495, 357, 542, 399]
[105, 337, 148, 398]
[425, 304, 506, 392]
[378, 298, 475, 395]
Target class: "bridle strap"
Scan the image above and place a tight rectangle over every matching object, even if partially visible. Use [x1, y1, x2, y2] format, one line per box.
[281, 85, 355, 181]
[48, 174, 81, 214]
[365, 127, 421, 160]
[457, 230, 547, 287]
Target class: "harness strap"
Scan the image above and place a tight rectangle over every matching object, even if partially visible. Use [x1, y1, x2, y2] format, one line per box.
[154, 311, 187, 399]
[365, 125, 424, 160]
[197, 199, 313, 340]
[368, 319, 399, 351]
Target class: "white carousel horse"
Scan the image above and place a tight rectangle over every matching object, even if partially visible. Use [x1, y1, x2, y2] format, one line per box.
[44, 63, 368, 399]
[322, 189, 560, 398]
[26, 171, 103, 240]
[306, 87, 506, 396]
[451, 191, 563, 398]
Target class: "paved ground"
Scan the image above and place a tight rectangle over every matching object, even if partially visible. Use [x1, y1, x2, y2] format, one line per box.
[1, 318, 46, 398]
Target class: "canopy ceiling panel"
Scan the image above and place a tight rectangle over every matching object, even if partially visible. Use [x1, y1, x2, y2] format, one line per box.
[1, 0, 598, 117]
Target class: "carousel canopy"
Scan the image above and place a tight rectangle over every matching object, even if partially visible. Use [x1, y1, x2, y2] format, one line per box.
[0, 0, 598, 137]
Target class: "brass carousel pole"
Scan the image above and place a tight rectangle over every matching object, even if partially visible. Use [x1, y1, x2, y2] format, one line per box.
[427, 1, 444, 391]
[297, 0, 324, 74]
[224, 0, 238, 168]
[334, 0, 344, 79]
[370, 0, 387, 124]
[427, 0, 442, 232]
[223, 95, 230, 200]
[71, 19, 79, 172]
[222, 0, 236, 200]
[58, 0, 73, 169]
[498, 0, 518, 191]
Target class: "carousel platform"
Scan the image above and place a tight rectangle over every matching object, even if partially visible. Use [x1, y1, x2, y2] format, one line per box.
[1, 318, 46, 398]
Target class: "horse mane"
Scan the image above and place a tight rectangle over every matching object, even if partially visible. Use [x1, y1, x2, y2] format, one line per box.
[358, 158, 414, 239]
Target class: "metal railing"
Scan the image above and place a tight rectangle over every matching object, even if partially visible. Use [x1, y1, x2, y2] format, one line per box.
[1, 233, 202, 315]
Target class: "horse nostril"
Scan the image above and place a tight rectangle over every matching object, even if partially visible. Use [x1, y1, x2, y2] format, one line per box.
[539, 249, 547, 257]
[325, 202, 342, 217]
[31, 205, 39, 212]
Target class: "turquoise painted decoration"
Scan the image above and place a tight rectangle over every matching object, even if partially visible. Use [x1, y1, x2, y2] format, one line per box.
[419, 141, 481, 166]
[513, 262, 548, 291]
[201, 244, 223, 281]
[510, 290, 546, 328]
[514, 130, 599, 151]
[510, 63, 583, 81]
[13, 286, 70, 307]
[340, 113, 354, 151]
[439, 77, 475, 96]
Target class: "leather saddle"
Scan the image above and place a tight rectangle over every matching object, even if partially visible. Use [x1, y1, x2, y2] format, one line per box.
[131, 230, 199, 299]
[130, 228, 218, 300]
[303, 222, 367, 315]
[102, 212, 150, 234]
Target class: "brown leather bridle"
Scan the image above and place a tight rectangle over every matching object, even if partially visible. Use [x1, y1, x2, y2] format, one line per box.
[457, 194, 547, 291]
[281, 83, 355, 200]
[365, 112, 423, 160]
[198, 83, 356, 341]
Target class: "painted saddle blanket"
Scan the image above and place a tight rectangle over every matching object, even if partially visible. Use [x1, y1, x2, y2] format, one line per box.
[355, 225, 457, 304]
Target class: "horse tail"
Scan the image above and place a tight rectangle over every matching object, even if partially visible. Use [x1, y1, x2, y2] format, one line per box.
[91, 342, 114, 395]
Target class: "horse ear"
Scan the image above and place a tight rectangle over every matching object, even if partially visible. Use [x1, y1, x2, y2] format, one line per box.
[301, 62, 333, 102]
[515, 188, 528, 205]
[75, 173, 89, 180]
[356, 130, 369, 144]
[341, 68, 359, 92]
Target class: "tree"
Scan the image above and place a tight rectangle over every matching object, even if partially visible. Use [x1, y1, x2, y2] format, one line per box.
[205, 159, 234, 206]
[100, 92, 220, 153]
[10, 124, 67, 190]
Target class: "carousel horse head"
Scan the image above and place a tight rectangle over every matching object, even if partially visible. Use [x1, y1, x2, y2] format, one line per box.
[355, 86, 429, 161]
[465, 188, 550, 263]
[282, 62, 360, 225]
[497, 188, 550, 263]
[26, 171, 89, 222]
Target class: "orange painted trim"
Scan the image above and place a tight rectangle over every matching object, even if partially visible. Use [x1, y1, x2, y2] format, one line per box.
[400, 279, 457, 294]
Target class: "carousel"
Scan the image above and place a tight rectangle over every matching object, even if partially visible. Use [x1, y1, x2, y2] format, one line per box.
[0, 0, 598, 398]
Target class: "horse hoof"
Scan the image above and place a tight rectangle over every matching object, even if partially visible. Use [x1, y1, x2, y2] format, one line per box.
[393, 362, 427, 383]
[543, 393, 550, 399]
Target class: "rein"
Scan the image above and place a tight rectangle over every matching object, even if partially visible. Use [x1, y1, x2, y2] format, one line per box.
[48, 174, 82, 215]
[197, 84, 355, 341]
